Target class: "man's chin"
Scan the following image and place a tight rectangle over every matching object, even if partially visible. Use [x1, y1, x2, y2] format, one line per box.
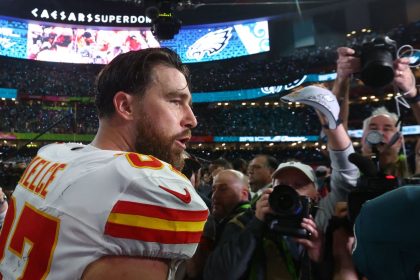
[170, 153, 185, 170]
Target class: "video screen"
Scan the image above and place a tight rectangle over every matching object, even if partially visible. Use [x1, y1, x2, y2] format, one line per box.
[27, 25, 160, 64]
[0, 15, 270, 64]
[0, 18, 28, 59]
[163, 20, 270, 63]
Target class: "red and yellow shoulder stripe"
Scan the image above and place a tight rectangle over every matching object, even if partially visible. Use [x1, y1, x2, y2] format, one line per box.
[105, 201, 208, 244]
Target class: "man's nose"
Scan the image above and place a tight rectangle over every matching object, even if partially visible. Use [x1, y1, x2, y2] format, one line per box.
[183, 105, 197, 129]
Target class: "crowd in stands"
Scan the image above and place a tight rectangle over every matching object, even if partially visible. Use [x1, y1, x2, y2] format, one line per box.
[1, 99, 416, 138]
[194, 104, 321, 136]
[0, 100, 97, 134]
[0, 58, 99, 97]
[0, 20, 418, 97]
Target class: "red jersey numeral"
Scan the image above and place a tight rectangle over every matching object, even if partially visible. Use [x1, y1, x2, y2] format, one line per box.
[126, 153, 164, 169]
[125, 153, 187, 180]
[0, 198, 60, 279]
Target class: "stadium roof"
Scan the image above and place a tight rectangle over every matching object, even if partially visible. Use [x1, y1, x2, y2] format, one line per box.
[0, 0, 351, 25]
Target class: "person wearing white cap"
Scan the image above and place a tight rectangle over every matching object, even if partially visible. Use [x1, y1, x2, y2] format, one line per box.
[279, 86, 359, 233]
[271, 161, 319, 201]
[204, 86, 359, 280]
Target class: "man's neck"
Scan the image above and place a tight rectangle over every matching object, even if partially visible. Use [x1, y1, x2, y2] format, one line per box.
[91, 120, 134, 152]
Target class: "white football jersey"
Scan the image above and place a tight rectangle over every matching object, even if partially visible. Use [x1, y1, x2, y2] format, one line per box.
[0, 143, 208, 279]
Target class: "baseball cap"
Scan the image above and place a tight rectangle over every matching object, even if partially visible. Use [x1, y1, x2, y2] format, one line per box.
[272, 161, 316, 183]
[280, 85, 340, 129]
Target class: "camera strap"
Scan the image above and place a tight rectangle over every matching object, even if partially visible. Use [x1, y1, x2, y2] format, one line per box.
[298, 250, 312, 280]
[277, 238, 299, 280]
[276, 237, 313, 280]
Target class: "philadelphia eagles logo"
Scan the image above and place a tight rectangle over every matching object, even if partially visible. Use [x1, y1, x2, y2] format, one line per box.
[186, 27, 233, 61]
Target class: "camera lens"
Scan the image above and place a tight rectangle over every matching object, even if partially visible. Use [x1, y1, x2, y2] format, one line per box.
[269, 185, 302, 215]
[360, 36, 397, 88]
[361, 50, 394, 88]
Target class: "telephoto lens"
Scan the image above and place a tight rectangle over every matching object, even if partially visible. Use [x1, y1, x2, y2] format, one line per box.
[360, 36, 397, 88]
[269, 184, 304, 216]
[267, 185, 312, 238]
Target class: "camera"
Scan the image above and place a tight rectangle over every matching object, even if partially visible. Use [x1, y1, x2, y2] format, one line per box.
[347, 153, 399, 225]
[347, 175, 399, 224]
[147, 0, 181, 40]
[267, 185, 313, 238]
[356, 36, 397, 88]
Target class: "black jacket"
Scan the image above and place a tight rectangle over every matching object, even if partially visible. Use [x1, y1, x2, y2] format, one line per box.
[203, 204, 266, 280]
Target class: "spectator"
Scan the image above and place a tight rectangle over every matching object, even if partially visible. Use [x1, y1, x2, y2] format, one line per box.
[324, 47, 418, 278]
[232, 158, 248, 174]
[198, 158, 233, 203]
[334, 46, 418, 178]
[247, 154, 278, 204]
[211, 169, 250, 223]
[183, 169, 250, 280]
[204, 86, 358, 279]
[182, 155, 211, 208]
[209, 158, 233, 180]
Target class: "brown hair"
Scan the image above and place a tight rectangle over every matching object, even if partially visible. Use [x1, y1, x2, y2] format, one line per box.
[94, 47, 190, 118]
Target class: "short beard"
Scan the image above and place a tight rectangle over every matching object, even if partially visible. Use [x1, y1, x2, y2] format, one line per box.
[134, 113, 186, 170]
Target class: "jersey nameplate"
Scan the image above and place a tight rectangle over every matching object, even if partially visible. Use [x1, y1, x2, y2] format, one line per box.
[18, 155, 67, 199]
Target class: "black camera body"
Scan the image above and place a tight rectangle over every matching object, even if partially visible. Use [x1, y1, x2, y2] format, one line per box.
[355, 36, 397, 88]
[267, 185, 313, 239]
[347, 175, 399, 225]
[347, 153, 400, 225]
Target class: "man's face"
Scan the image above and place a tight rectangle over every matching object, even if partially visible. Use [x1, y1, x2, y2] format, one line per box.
[133, 64, 197, 170]
[247, 156, 272, 192]
[211, 171, 248, 220]
[362, 114, 401, 155]
[272, 168, 317, 200]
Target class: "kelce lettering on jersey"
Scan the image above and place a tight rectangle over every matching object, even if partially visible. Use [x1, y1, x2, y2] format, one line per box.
[18, 155, 67, 199]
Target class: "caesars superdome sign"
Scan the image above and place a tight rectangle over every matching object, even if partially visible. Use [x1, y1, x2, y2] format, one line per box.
[30, 7, 152, 26]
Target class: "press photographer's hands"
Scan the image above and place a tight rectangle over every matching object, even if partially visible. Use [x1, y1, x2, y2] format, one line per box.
[336, 47, 361, 80]
[394, 57, 417, 96]
[256, 188, 323, 262]
[255, 188, 274, 221]
[294, 216, 323, 263]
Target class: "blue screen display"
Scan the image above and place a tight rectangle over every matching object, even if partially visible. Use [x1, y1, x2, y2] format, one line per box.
[162, 20, 270, 63]
[0, 17, 27, 59]
[0, 15, 270, 64]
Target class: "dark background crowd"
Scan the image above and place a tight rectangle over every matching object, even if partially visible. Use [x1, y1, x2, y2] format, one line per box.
[0, 20, 418, 96]
[0, 17, 419, 192]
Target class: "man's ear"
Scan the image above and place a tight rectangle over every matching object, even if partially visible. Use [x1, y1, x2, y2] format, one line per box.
[113, 91, 135, 120]
[241, 189, 250, 201]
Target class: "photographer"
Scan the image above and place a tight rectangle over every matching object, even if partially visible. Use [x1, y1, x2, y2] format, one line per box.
[203, 162, 323, 280]
[321, 42, 419, 279]
[203, 90, 359, 279]
[334, 45, 418, 177]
